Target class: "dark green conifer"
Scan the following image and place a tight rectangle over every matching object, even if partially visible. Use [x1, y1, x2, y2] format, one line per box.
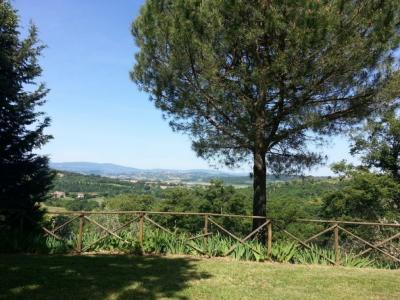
[0, 1, 54, 230]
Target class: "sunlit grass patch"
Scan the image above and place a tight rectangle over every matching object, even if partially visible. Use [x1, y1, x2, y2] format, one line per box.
[1, 254, 399, 299]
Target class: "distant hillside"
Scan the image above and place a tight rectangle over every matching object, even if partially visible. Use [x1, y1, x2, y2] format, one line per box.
[50, 162, 140, 175]
[50, 162, 325, 184]
[50, 162, 246, 182]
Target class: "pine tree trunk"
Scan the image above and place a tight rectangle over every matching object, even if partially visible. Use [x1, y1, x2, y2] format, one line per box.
[252, 149, 267, 236]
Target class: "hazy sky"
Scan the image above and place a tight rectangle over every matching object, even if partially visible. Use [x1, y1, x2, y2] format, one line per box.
[14, 0, 357, 175]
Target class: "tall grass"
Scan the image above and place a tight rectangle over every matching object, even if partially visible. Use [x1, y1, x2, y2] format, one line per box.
[75, 229, 382, 268]
[1, 227, 396, 269]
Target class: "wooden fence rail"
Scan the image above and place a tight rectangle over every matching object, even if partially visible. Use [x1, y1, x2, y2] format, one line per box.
[1, 209, 399, 265]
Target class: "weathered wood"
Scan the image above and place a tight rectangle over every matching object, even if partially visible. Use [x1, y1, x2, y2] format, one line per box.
[204, 215, 209, 247]
[8, 208, 399, 262]
[84, 216, 124, 240]
[45, 210, 267, 219]
[298, 219, 400, 228]
[303, 225, 337, 244]
[82, 217, 139, 252]
[276, 225, 336, 265]
[223, 221, 268, 256]
[41, 226, 64, 241]
[338, 226, 400, 263]
[44, 215, 80, 237]
[187, 232, 213, 241]
[77, 214, 84, 253]
[5, 208, 398, 227]
[144, 216, 206, 255]
[139, 213, 144, 248]
[144, 215, 173, 235]
[334, 224, 340, 266]
[185, 241, 206, 255]
[208, 217, 262, 256]
[267, 221, 272, 258]
[20, 213, 64, 242]
[355, 232, 400, 258]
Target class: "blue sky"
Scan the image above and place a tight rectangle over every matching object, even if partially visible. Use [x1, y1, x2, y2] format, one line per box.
[14, 0, 356, 175]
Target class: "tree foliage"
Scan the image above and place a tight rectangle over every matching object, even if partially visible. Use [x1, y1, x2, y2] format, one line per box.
[321, 108, 400, 222]
[0, 1, 53, 228]
[350, 109, 400, 180]
[105, 194, 156, 211]
[64, 199, 100, 212]
[52, 172, 138, 195]
[131, 0, 400, 225]
[321, 164, 400, 221]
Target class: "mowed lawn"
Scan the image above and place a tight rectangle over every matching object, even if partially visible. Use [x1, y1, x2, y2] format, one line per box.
[1, 254, 399, 300]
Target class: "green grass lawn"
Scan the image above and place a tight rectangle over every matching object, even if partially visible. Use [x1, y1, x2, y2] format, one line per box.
[1, 254, 399, 300]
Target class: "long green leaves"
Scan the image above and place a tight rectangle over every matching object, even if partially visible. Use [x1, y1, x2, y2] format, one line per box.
[1, 226, 395, 269]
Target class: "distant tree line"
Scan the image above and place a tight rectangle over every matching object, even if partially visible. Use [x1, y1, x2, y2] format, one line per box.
[51, 172, 145, 195]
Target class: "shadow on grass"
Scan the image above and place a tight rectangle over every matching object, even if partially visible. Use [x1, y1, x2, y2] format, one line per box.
[0, 254, 211, 300]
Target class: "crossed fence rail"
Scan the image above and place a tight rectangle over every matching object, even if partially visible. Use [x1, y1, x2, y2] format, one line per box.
[1, 210, 400, 266]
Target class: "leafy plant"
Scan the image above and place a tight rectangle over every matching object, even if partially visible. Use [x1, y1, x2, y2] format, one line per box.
[271, 242, 298, 263]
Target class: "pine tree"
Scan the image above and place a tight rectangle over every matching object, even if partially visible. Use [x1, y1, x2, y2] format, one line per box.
[131, 0, 400, 231]
[350, 108, 400, 181]
[0, 1, 54, 229]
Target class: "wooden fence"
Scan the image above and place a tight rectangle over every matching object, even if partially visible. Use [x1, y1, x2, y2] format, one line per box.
[2, 210, 400, 266]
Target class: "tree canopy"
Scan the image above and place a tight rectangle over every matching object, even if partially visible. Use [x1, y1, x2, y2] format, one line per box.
[321, 164, 400, 221]
[350, 109, 400, 180]
[321, 106, 400, 222]
[131, 0, 400, 228]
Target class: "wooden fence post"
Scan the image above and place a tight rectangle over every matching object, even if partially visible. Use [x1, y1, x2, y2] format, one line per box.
[334, 223, 340, 266]
[139, 213, 144, 249]
[267, 221, 272, 258]
[77, 214, 85, 253]
[204, 214, 208, 247]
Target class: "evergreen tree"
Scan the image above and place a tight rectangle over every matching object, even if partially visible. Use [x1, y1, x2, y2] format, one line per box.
[350, 108, 400, 181]
[131, 0, 400, 230]
[0, 1, 53, 229]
